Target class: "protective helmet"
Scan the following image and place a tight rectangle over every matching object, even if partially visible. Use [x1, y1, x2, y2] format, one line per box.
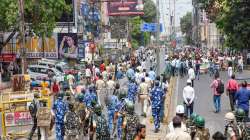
[118, 91, 127, 100]
[191, 113, 198, 121]
[65, 91, 71, 96]
[235, 108, 245, 119]
[57, 92, 65, 99]
[33, 92, 40, 98]
[68, 102, 74, 110]
[76, 93, 84, 101]
[155, 81, 160, 87]
[225, 112, 235, 121]
[125, 100, 134, 114]
[176, 105, 185, 114]
[194, 116, 205, 127]
[89, 84, 96, 91]
[130, 76, 136, 83]
[94, 104, 102, 115]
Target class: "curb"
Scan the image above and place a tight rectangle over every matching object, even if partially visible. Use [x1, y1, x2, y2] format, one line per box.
[163, 77, 176, 124]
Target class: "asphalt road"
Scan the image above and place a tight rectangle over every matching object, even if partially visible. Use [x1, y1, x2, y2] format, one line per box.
[175, 70, 250, 136]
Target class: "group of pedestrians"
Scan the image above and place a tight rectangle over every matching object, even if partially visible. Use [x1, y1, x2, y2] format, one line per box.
[27, 48, 170, 140]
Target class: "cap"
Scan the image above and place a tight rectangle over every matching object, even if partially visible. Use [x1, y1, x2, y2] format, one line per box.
[176, 105, 185, 114]
[187, 79, 192, 83]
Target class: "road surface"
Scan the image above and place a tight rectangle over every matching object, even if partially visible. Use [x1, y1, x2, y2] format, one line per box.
[175, 70, 250, 135]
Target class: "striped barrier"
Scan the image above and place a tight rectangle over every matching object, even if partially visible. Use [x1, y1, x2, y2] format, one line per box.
[163, 76, 177, 124]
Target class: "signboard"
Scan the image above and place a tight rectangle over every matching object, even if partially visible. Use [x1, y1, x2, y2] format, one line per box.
[26, 34, 58, 58]
[58, 33, 78, 59]
[2, 33, 58, 58]
[0, 54, 16, 62]
[108, 0, 144, 16]
[5, 111, 33, 127]
[140, 23, 163, 32]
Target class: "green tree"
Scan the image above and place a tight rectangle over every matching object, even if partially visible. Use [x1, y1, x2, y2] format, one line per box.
[180, 12, 193, 45]
[129, 0, 156, 48]
[0, 0, 71, 36]
[142, 0, 156, 22]
[199, 0, 250, 49]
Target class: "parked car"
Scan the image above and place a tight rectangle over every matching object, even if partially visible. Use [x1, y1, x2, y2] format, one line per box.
[27, 65, 64, 85]
[37, 58, 69, 73]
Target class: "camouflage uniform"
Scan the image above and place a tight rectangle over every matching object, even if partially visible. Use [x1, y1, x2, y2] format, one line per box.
[64, 110, 81, 140]
[193, 128, 210, 140]
[53, 97, 68, 140]
[83, 91, 97, 108]
[150, 86, 165, 130]
[74, 102, 88, 136]
[91, 104, 110, 140]
[124, 113, 140, 140]
[115, 99, 126, 140]
[127, 82, 138, 102]
[106, 94, 119, 134]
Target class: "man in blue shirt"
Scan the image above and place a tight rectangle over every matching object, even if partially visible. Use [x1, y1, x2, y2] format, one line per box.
[235, 81, 250, 118]
[148, 67, 156, 81]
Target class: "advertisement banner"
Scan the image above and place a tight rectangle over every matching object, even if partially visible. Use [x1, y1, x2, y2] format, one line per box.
[108, 0, 144, 16]
[2, 33, 58, 58]
[58, 33, 78, 59]
[5, 111, 33, 127]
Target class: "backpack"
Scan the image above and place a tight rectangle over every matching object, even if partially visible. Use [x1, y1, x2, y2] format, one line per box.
[216, 80, 224, 94]
[29, 100, 37, 118]
[194, 128, 210, 140]
[95, 115, 110, 139]
[64, 111, 80, 136]
[125, 114, 140, 140]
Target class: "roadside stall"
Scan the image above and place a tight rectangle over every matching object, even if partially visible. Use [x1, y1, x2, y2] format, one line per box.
[0, 74, 51, 140]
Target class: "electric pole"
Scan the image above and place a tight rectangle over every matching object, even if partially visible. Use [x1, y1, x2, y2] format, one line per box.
[18, 0, 26, 74]
[156, 0, 160, 75]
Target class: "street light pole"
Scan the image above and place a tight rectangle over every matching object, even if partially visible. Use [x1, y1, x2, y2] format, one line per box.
[18, 0, 26, 74]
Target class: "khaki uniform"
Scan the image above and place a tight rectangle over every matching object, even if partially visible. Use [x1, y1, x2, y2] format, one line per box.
[193, 128, 210, 140]
[96, 79, 105, 90]
[139, 82, 149, 114]
[165, 128, 191, 140]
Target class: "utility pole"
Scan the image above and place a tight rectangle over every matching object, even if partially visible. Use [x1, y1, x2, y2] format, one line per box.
[18, 0, 26, 74]
[156, 0, 160, 75]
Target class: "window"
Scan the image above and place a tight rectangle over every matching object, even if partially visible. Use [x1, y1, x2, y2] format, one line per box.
[29, 67, 37, 73]
[38, 68, 48, 74]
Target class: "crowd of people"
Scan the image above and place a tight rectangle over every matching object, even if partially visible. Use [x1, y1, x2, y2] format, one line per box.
[26, 46, 250, 140]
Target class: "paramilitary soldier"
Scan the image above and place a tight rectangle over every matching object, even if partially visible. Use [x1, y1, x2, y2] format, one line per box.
[114, 91, 127, 140]
[193, 116, 210, 140]
[122, 100, 140, 140]
[91, 104, 110, 140]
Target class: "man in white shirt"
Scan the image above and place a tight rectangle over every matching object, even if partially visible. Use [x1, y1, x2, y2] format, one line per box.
[188, 65, 195, 87]
[171, 58, 177, 76]
[183, 79, 195, 117]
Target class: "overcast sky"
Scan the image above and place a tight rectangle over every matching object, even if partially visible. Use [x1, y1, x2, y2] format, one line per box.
[154, 0, 193, 34]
